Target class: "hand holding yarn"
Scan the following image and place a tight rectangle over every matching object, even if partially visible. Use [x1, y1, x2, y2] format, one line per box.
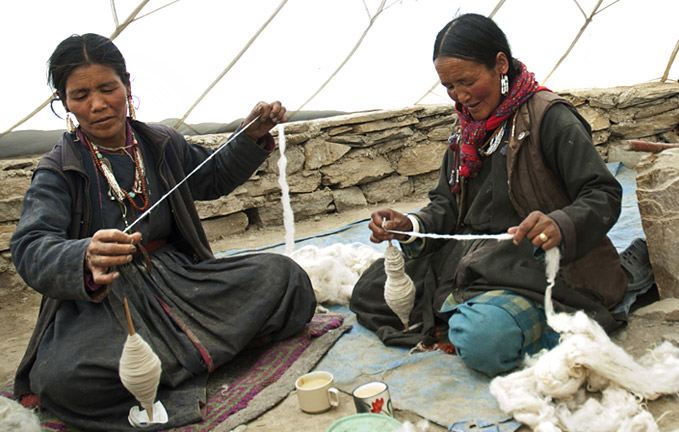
[508, 210, 562, 251]
[368, 209, 411, 243]
[243, 101, 288, 141]
[85, 229, 142, 285]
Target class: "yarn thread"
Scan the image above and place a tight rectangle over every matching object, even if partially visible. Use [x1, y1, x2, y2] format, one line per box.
[384, 228, 514, 241]
[383, 241, 416, 331]
[277, 128, 384, 305]
[119, 333, 162, 421]
[277, 123, 295, 255]
[122, 115, 261, 233]
[119, 296, 162, 422]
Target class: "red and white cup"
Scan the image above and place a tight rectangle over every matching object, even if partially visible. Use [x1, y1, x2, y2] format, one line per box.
[352, 381, 394, 417]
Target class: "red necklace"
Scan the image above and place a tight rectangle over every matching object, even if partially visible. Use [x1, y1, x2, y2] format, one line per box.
[82, 132, 150, 213]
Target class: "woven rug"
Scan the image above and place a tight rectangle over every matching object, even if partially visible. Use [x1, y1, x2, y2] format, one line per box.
[0, 313, 346, 432]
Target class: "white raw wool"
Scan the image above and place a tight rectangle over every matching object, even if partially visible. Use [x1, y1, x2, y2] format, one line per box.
[489, 248, 679, 431]
[119, 333, 163, 421]
[276, 124, 379, 305]
[396, 419, 431, 431]
[383, 241, 416, 331]
[0, 395, 41, 432]
[290, 243, 381, 305]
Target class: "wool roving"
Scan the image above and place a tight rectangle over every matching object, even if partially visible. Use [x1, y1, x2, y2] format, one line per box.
[489, 248, 679, 431]
[277, 123, 295, 255]
[383, 241, 416, 331]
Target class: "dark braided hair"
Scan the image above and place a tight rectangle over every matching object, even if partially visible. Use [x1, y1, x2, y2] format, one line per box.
[433, 13, 519, 83]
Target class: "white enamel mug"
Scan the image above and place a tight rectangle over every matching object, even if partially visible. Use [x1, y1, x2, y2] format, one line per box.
[295, 371, 340, 414]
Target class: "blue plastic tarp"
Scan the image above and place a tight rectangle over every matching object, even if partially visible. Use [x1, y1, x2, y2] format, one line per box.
[218, 162, 645, 430]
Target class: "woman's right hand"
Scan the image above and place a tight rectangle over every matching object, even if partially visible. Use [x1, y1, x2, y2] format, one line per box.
[368, 209, 412, 243]
[85, 229, 142, 285]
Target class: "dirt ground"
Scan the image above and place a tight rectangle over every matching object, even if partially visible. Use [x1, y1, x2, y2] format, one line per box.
[2, 197, 679, 431]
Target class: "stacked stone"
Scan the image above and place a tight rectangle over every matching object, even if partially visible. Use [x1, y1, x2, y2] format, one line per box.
[0, 159, 35, 293]
[1, 82, 679, 295]
[561, 82, 679, 167]
[191, 105, 455, 241]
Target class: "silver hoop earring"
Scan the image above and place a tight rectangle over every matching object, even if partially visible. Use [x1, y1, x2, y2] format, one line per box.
[501, 74, 509, 95]
[66, 112, 77, 134]
[128, 95, 137, 120]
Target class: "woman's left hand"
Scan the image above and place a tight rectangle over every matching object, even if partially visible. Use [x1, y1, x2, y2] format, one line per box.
[243, 101, 288, 141]
[508, 210, 562, 251]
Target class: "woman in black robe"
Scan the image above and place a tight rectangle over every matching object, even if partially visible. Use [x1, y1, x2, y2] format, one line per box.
[10, 33, 316, 430]
[350, 14, 627, 377]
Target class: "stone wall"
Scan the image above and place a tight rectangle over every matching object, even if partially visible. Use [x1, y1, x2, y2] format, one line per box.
[560, 82, 679, 167]
[188, 105, 454, 241]
[1, 82, 678, 292]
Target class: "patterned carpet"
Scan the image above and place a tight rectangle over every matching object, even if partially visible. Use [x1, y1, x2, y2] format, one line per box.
[1, 313, 346, 432]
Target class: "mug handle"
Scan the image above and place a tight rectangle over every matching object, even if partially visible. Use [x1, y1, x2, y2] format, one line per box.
[327, 387, 340, 408]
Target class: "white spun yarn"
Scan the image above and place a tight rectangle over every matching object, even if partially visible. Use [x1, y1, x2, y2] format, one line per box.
[276, 123, 295, 256]
[384, 229, 514, 241]
[119, 333, 162, 421]
[0, 396, 40, 432]
[290, 243, 381, 305]
[383, 241, 416, 331]
[275, 124, 382, 305]
[489, 247, 679, 432]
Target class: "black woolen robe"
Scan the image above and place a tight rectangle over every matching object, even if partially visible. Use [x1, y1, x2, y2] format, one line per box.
[11, 124, 316, 431]
[350, 103, 625, 347]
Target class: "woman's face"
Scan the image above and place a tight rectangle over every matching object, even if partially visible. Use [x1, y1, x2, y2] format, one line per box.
[63, 63, 130, 148]
[434, 52, 508, 121]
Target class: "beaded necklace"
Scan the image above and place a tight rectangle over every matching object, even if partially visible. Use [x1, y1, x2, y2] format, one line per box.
[478, 119, 507, 157]
[478, 112, 518, 157]
[82, 129, 150, 227]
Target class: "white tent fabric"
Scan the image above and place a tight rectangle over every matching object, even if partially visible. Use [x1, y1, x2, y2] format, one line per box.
[1, 0, 677, 135]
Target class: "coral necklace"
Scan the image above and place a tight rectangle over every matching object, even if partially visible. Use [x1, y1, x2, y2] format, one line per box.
[82, 128, 150, 215]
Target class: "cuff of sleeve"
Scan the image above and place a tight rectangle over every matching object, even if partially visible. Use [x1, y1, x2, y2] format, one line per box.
[84, 271, 102, 292]
[399, 214, 421, 244]
[548, 209, 576, 263]
[257, 133, 275, 152]
[84, 271, 109, 302]
[236, 122, 275, 153]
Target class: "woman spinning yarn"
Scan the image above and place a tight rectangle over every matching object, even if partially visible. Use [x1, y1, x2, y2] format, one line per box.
[350, 14, 628, 377]
[10, 33, 316, 430]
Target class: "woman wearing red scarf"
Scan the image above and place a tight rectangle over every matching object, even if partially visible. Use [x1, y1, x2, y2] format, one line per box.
[350, 14, 628, 376]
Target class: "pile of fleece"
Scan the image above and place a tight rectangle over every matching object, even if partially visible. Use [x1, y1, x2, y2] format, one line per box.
[490, 249, 679, 432]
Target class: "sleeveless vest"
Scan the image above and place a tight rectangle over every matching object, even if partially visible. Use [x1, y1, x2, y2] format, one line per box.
[505, 91, 626, 309]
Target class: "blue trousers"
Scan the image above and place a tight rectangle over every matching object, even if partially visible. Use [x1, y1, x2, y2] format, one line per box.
[446, 291, 559, 377]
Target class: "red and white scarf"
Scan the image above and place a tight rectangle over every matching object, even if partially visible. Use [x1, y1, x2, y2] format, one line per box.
[449, 61, 547, 194]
